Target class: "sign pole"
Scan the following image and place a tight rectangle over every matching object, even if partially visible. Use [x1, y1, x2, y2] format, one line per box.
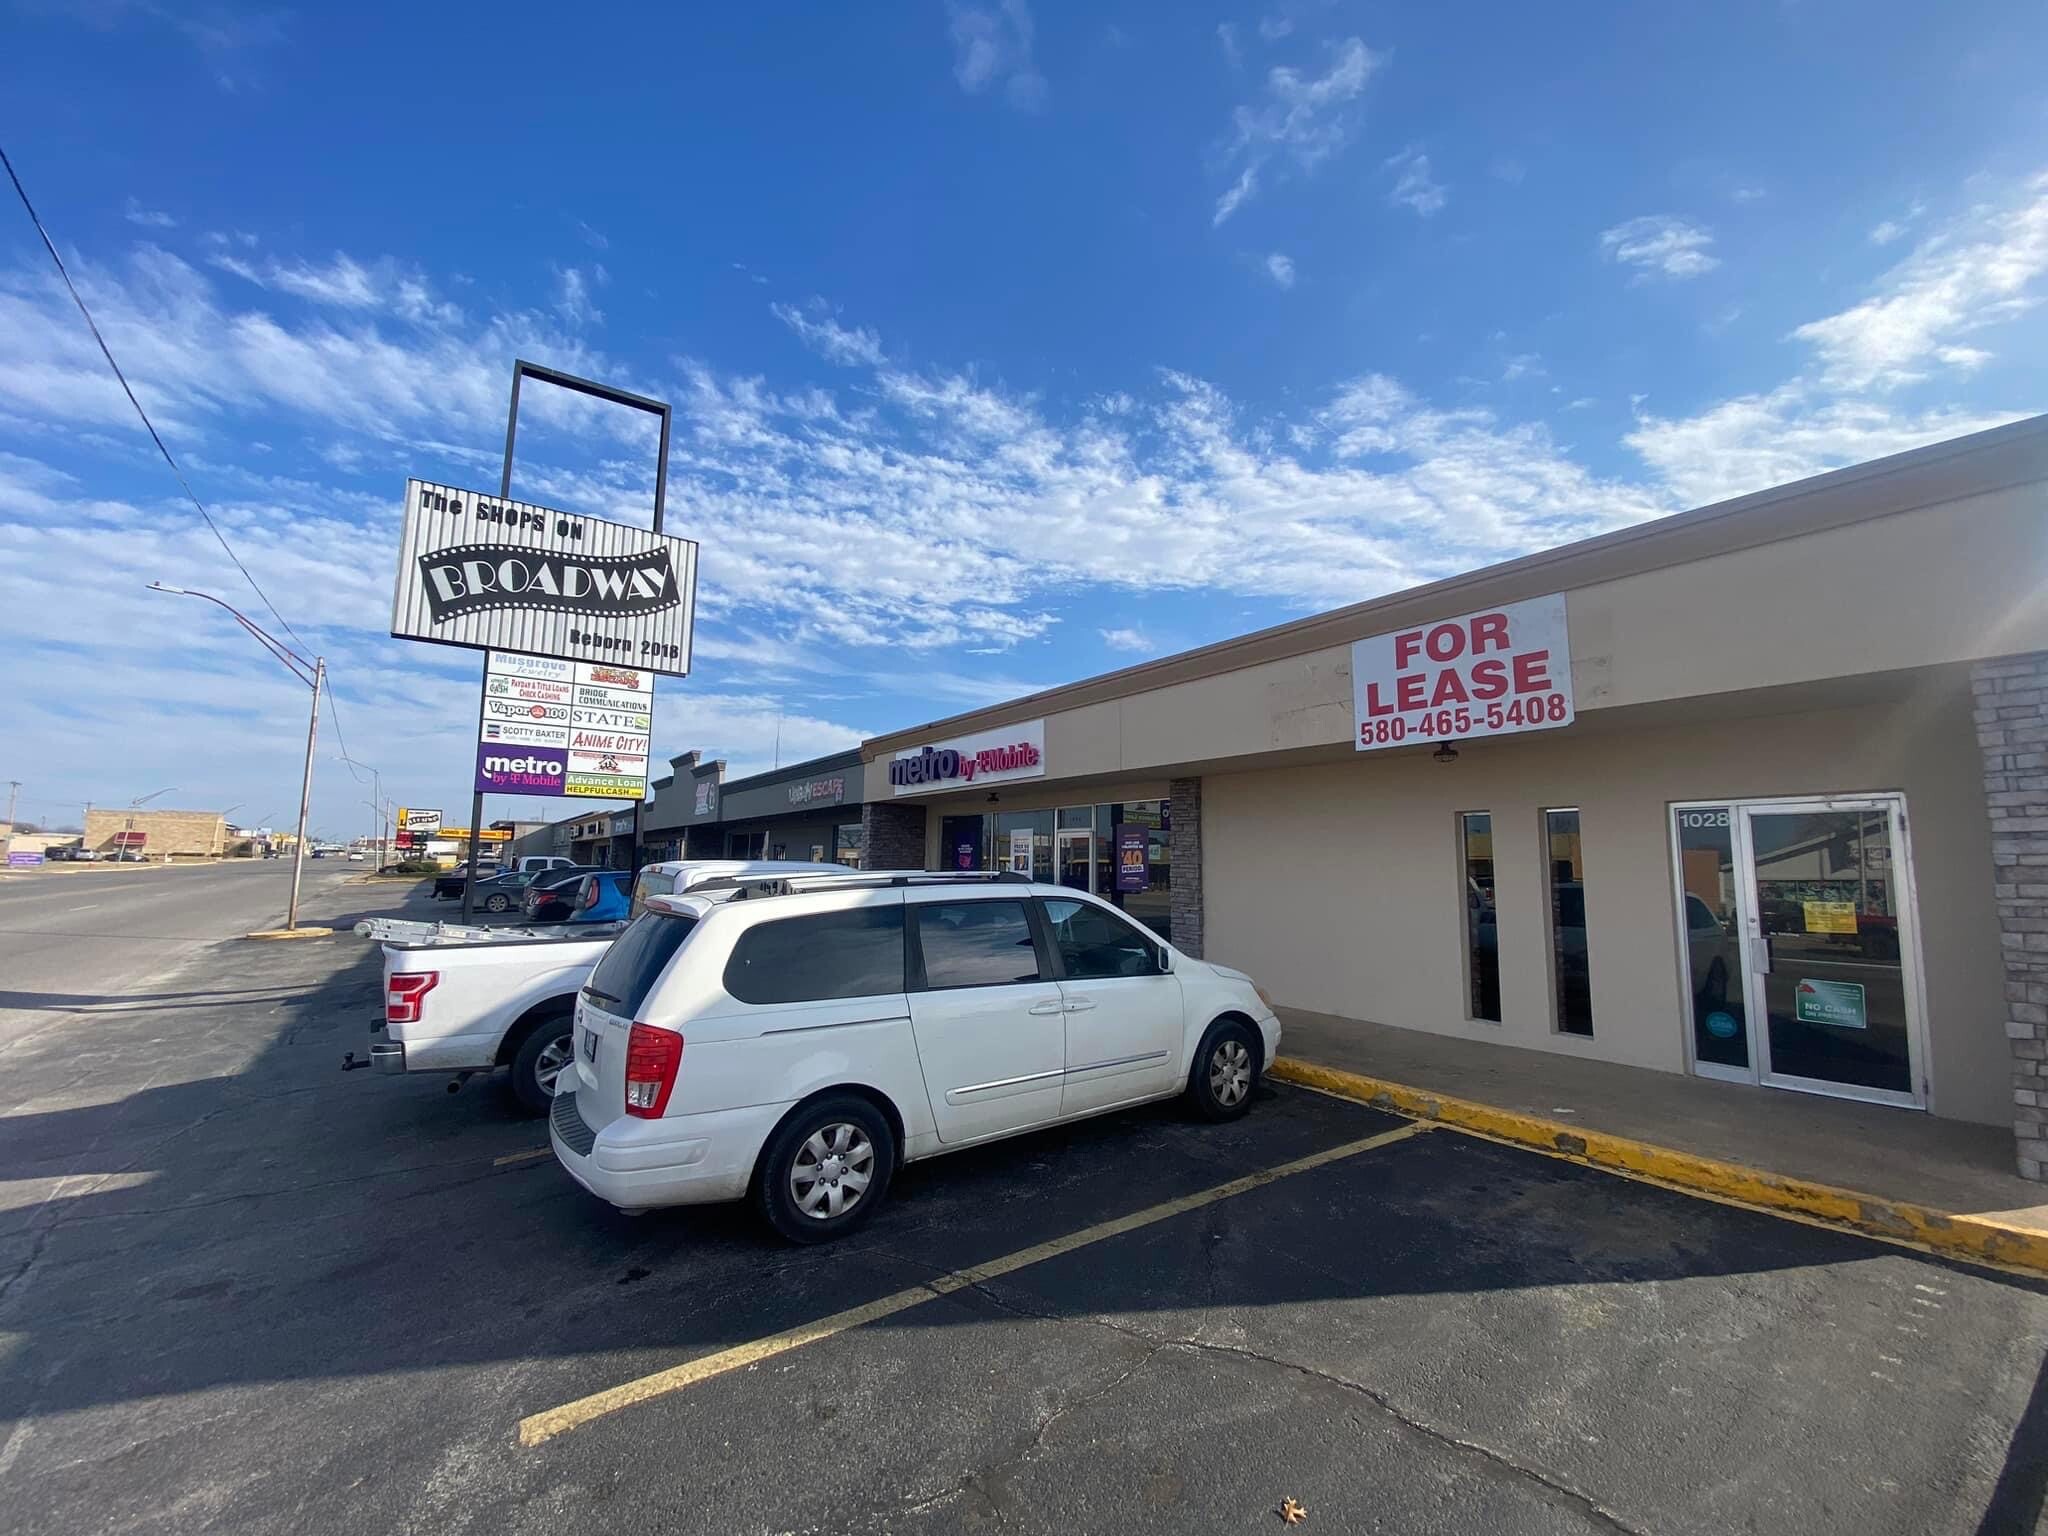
[462, 365, 527, 922]
[287, 658, 322, 931]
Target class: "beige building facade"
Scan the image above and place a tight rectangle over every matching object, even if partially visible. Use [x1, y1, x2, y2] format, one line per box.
[857, 417, 2048, 1173]
[82, 807, 228, 859]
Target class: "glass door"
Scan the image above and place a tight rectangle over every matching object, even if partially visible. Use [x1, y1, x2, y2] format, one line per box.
[1056, 828, 1094, 892]
[1739, 799, 1923, 1108]
[1674, 796, 1926, 1109]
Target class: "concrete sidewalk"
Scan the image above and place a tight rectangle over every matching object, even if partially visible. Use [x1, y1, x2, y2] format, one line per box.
[1276, 1007, 2048, 1240]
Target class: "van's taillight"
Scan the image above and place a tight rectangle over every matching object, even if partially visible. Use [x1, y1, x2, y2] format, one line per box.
[386, 971, 439, 1024]
[624, 1022, 683, 1117]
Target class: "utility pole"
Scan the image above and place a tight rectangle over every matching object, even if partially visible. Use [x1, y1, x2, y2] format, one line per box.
[150, 583, 327, 931]
[3, 780, 18, 857]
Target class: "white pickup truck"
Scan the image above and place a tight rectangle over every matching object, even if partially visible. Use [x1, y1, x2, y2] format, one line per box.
[353, 860, 846, 1112]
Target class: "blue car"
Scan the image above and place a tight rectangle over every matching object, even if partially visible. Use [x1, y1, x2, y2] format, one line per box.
[562, 870, 632, 924]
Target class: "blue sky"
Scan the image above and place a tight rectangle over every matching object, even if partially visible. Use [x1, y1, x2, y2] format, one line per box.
[4, 1, 2047, 839]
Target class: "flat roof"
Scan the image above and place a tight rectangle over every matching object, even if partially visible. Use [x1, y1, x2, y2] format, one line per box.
[862, 412, 2048, 757]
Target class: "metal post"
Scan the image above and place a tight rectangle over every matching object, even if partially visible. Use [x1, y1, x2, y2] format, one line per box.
[287, 658, 323, 930]
[2, 780, 18, 858]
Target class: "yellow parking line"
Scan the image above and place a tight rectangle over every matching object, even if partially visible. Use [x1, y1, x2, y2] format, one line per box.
[493, 1148, 553, 1166]
[517, 1119, 1430, 1447]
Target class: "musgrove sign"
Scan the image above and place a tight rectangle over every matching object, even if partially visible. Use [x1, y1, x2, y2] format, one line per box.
[390, 480, 698, 676]
[1350, 594, 1574, 752]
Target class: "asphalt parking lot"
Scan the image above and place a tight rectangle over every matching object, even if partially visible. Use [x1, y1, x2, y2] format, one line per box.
[5, 879, 2048, 1535]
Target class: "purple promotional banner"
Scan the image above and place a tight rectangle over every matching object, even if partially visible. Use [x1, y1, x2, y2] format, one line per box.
[1114, 824, 1150, 893]
[474, 740, 567, 796]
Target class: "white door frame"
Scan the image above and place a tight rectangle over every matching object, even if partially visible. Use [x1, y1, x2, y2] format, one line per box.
[1670, 793, 1931, 1110]
[1055, 824, 1095, 894]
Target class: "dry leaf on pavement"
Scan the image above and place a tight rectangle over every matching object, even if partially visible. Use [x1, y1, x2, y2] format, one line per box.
[1279, 1497, 1307, 1525]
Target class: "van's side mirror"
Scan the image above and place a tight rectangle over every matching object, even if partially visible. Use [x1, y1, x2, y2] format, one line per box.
[1156, 945, 1172, 974]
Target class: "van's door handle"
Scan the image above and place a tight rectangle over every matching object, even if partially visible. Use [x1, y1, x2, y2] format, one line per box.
[1027, 1000, 1065, 1016]
[1063, 999, 1097, 1013]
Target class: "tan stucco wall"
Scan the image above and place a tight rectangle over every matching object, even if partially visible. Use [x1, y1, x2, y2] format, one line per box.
[83, 808, 226, 858]
[865, 483, 2048, 793]
[1200, 672, 2008, 1126]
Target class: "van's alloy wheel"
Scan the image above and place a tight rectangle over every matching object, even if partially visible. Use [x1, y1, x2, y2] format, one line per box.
[1210, 1039, 1253, 1107]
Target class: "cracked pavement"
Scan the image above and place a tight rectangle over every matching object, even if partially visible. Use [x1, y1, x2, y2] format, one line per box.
[3, 868, 2048, 1534]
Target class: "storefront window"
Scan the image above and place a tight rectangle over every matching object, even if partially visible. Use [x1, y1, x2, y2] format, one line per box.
[1461, 812, 1500, 1022]
[1674, 806, 1746, 1069]
[835, 822, 864, 868]
[1094, 801, 1170, 938]
[1544, 809, 1591, 1036]
[995, 810, 1054, 881]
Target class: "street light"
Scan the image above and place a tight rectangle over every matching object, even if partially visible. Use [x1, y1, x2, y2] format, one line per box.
[148, 583, 325, 930]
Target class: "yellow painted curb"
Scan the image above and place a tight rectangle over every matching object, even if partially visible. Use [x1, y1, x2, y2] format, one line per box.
[1270, 1055, 2048, 1277]
[244, 927, 334, 940]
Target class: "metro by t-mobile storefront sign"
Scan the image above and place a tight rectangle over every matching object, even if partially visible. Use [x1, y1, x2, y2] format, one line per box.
[1350, 593, 1573, 751]
[890, 720, 1047, 795]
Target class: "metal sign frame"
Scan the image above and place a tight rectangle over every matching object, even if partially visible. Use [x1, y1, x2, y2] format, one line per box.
[463, 361, 673, 919]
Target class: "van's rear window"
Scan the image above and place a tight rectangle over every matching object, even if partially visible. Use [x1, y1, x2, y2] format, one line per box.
[586, 910, 698, 1016]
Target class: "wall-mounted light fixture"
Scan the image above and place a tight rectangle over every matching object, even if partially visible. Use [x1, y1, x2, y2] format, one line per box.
[1433, 744, 1460, 764]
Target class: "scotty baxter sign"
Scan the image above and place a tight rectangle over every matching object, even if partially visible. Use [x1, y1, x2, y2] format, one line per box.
[390, 479, 698, 676]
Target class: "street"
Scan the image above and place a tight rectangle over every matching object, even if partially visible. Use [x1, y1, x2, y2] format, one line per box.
[2, 874, 2046, 1535]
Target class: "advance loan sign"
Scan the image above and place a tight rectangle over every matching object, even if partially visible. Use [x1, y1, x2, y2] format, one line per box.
[390, 479, 698, 676]
[1351, 593, 1574, 752]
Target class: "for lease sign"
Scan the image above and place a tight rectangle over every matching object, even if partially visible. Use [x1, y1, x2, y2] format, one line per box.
[1350, 593, 1573, 752]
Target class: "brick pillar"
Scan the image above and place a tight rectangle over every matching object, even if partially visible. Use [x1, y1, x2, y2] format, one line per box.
[1974, 651, 2048, 1181]
[1170, 777, 1204, 958]
[862, 800, 927, 871]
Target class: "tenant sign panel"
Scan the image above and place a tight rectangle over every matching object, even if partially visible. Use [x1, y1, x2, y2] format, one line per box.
[1350, 593, 1574, 752]
[890, 720, 1046, 796]
[390, 479, 697, 676]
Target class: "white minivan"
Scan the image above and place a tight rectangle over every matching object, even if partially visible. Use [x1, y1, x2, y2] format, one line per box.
[551, 871, 1282, 1242]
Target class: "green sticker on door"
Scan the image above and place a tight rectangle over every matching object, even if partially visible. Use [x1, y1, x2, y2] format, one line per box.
[1795, 977, 1867, 1029]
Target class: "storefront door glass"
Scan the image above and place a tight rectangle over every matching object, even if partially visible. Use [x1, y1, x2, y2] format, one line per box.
[1672, 797, 1923, 1109]
[1056, 828, 1093, 891]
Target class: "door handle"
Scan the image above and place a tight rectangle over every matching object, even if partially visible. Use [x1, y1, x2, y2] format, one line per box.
[1063, 999, 1097, 1013]
[1027, 1000, 1065, 1016]
[1756, 936, 1772, 976]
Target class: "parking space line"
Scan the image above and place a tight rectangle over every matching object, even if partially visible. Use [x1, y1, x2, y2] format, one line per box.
[493, 1148, 553, 1166]
[516, 1120, 1430, 1447]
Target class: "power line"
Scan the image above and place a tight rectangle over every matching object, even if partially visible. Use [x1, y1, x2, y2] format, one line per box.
[4, 141, 383, 791]
[1, 142, 312, 658]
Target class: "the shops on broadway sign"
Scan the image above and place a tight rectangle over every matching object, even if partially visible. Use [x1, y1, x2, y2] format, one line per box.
[389, 480, 698, 676]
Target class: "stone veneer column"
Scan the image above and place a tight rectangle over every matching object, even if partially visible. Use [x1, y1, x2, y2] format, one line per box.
[862, 800, 927, 872]
[1169, 777, 1204, 959]
[1974, 651, 2048, 1181]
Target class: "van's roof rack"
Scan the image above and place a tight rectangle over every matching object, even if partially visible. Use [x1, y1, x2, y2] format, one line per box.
[686, 869, 1034, 901]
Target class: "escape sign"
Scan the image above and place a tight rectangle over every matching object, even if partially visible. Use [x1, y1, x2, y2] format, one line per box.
[1351, 593, 1575, 752]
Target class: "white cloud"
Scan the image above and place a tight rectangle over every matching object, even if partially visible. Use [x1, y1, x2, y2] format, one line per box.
[1213, 36, 1382, 224]
[1385, 148, 1447, 217]
[1099, 627, 1153, 653]
[1599, 215, 1719, 280]
[123, 197, 176, 229]
[1870, 202, 1925, 246]
[1793, 175, 2048, 390]
[1501, 352, 1542, 381]
[1214, 165, 1260, 227]
[948, 0, 1048, 112]
[554, 263, 608, 327]
[1264, 252, 1296, 289]
[773, 301, 886, 366]
[1730, 185, 1766, 204]
[575, 219, 609, 251]
[205, 248, 461, 324]
[1257, 14, 1294, 40]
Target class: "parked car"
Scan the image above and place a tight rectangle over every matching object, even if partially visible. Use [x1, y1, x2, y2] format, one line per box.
[62, 846, 98, 862]
[551, 870, 1281, 1242]
[512, 855, 579, 876]
[630, 858, 844, 917]
[435, 868, 533, 909]
[561, 870, 633, 924]
[361, 860, 846, 1111]
[346, 851, 366, 862]
[522, 866, 609, 922]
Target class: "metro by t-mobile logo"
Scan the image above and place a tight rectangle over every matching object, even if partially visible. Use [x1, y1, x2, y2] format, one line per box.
[482, 753, 564, 775]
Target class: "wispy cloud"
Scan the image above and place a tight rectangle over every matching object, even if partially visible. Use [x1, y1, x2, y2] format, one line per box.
[1385, 147, 1447, 217]
[1870, 201, 1927, 246]
[1216, 21, 1242, 68]
[1099, 627, 1154, 653]
[1257, 13, 1294, 41]
[123, 197, 175, 229]
[773, 301, 886, 366]
[206, 248, 462, 324]
[1600, 215, 1718, 280]
[1264, 252, 1296, 289]
[1212, 36, 1383, 225]
[947, 0, 1048, 112]
[553, 263, 608, 327]
[1793, 174, 2048, 390]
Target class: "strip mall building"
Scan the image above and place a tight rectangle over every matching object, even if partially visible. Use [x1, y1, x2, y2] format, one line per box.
[852, 417, 2048, 1177]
